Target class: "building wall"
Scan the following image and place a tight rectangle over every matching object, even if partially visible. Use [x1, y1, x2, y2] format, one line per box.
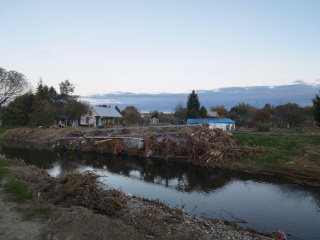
[80, 108, 119, 127]
[208, 123, 235, 131]
[80, 108, 98, 126]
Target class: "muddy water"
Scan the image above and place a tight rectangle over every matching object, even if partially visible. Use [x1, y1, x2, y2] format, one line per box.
[0, 142, 319, 240]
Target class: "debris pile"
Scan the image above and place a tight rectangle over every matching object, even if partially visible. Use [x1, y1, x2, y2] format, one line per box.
[55, 125, 262, 167]
[40, 171, 126, 217]
[14, 167, 126, 218]
[143, 126, 260, 167]
[11, 165, 275, 240]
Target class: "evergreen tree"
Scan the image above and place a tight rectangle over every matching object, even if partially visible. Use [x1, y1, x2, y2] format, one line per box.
[312, 90, 320, 123]
[115, 105, 121, 113]
[36, 80, 57, 103]
[199, 105, 208, 118]
[186, 90, 200, 118]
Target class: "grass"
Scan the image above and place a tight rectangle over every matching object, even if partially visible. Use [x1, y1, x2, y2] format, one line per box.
[0, 156, 16, 180]
[231, 132, 320, 170]
[14, 205, 55, 222]
[0, 156, 32, 203]
[4, 178, 33, 203]
[0, 168, 12, 181]
[0, 157, 16, 167]
[0, 156, 55, 221]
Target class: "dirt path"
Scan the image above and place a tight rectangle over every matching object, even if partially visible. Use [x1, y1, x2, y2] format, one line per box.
[0, 126, 83, 146]
[0, 185, 45, 240]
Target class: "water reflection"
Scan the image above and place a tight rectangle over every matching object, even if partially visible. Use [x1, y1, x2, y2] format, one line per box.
[1, 141, 320, 240]
[1, 141, 320, 202]
[51, 150, 292, 194]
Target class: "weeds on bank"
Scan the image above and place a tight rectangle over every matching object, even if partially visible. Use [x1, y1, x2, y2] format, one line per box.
[0, 157, 15, 180]
[1, 157, 32, 202]
[14, 205, 55, 223]
[0, 168, 12, 181]
[0, 157, 16, 168]
[0, 156, 55, 221]
[0, 157, 30, 202]
[232, 132, 320, 168]
[4, 178, 33, 203]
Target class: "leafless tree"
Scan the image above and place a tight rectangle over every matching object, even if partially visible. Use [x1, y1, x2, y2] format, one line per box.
[0, 67, 30, 106]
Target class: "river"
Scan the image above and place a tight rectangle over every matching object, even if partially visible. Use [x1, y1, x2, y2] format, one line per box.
[0, 142, 319, 240]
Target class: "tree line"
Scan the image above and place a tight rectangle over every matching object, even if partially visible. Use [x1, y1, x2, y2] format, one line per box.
[173, 90, 320, 131]
[1, 67, 320, 129]
[0, 67, 88, 126]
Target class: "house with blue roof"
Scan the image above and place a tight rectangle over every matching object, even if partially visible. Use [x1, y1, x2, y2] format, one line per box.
[187, 118, 235, 131]
[80, 106, 123, 127]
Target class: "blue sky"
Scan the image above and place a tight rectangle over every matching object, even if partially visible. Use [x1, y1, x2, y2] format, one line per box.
[1, 0, 319, 110]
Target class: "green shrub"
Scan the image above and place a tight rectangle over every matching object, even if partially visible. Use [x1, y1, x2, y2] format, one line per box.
[257, 123, 270, 132]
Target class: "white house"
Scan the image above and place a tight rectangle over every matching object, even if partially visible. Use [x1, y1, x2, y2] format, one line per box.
[80, 107, 123, 127]
[187, 118, 236, 131]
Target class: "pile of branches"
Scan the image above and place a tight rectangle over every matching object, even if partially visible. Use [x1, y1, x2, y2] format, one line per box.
[56, 125, 261, 167]
[144, 126, 261, 167]
[38, 171, 127, 217]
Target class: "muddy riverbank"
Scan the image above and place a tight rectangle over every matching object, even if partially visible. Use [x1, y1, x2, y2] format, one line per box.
[0, 158, 279, 240]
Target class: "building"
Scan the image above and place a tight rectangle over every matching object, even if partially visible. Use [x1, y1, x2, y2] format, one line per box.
[80, 107, 123, 127]
[187, 118, 236, 131]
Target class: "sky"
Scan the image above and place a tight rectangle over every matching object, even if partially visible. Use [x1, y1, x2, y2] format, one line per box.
[1, 0, 320, 111]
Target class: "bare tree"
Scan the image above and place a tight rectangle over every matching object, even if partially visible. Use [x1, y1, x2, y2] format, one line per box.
[0, 67, 30, 106]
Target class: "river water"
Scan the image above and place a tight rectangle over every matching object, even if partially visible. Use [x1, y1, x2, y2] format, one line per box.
[0, 142, 319, 240]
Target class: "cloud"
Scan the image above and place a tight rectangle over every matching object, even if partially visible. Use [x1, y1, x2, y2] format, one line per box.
[37, 50, 51, 57]
[80, 81, 320, 112]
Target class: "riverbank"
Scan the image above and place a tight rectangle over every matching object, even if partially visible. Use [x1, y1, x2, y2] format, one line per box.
[0, 126, 319, 186]
[231, 131, 320, 186]
[0, 156, 278, 240]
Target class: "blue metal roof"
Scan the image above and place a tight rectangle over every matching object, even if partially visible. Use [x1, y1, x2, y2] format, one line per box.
[187, 118, 235, 124]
